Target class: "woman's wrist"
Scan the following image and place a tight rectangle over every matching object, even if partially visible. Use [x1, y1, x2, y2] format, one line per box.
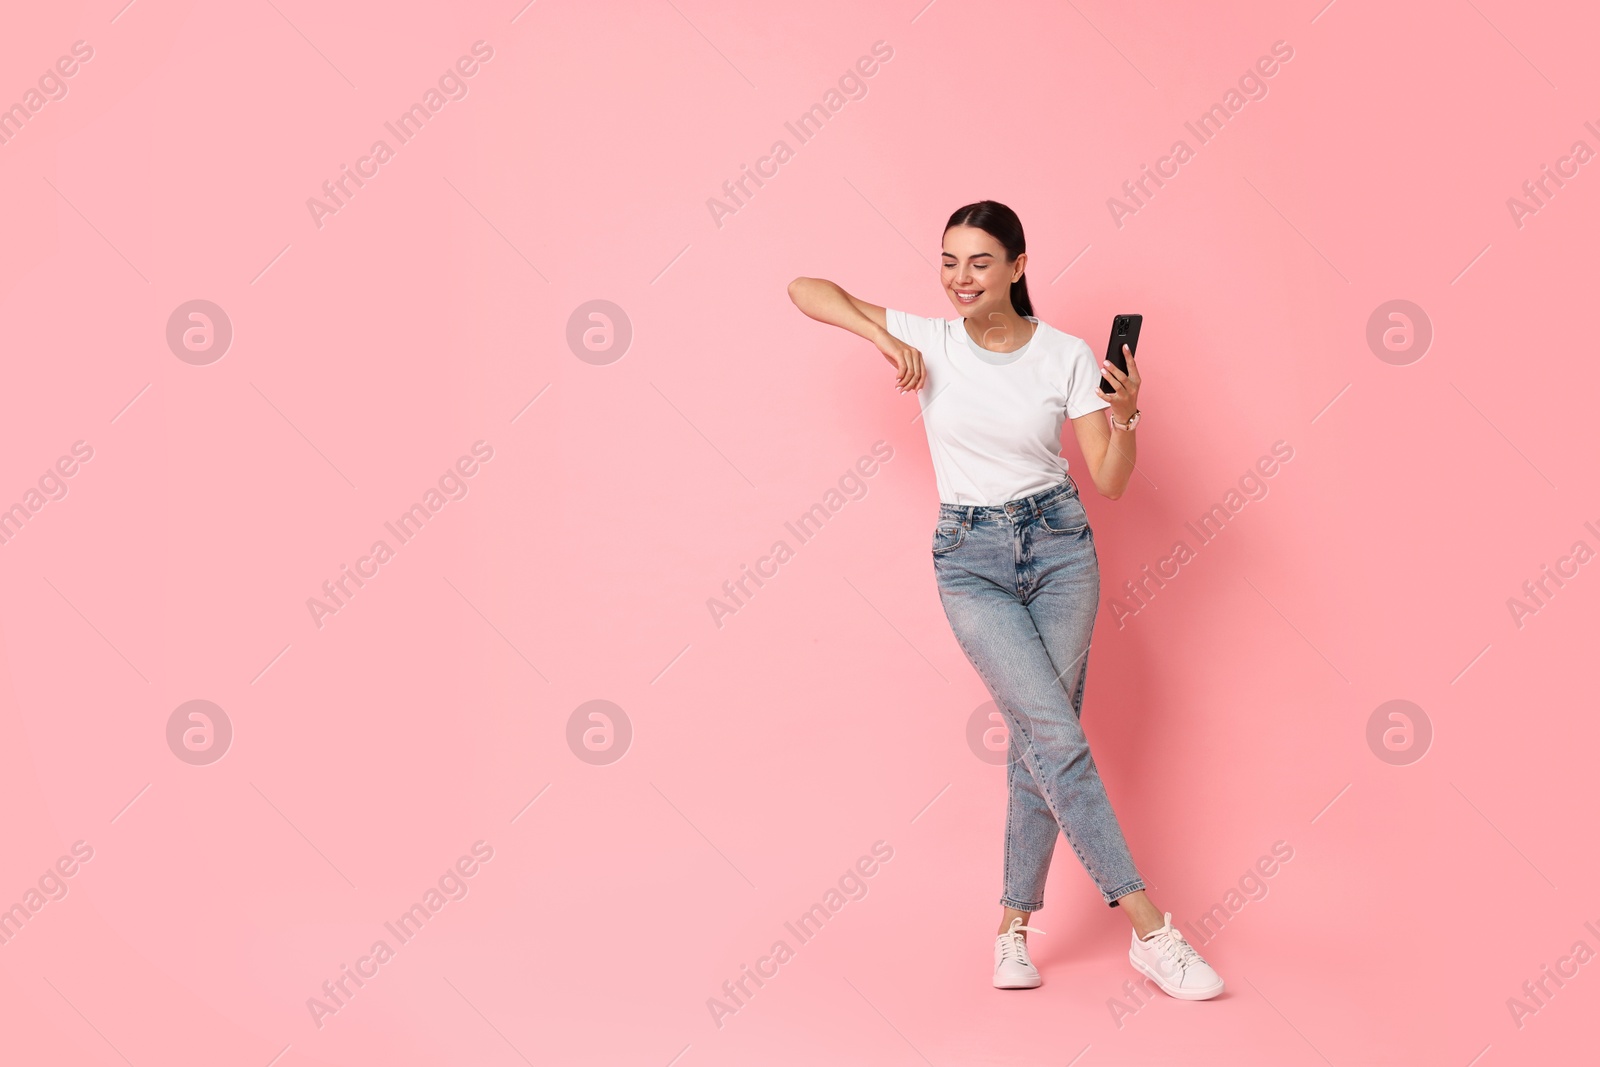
[1109, 408, 1141, 432]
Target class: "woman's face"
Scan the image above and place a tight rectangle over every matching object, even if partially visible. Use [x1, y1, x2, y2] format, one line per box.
[940, 225, 1026, 320]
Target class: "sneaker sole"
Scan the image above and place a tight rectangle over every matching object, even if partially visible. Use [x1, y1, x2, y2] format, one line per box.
[993, 975, 1042, 990]
[1128, 951, 1224, 1000]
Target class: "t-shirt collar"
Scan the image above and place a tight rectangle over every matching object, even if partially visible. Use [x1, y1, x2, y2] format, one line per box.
[957, 315, 1039, 366]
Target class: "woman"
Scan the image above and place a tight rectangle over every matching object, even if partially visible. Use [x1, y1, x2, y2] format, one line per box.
[787, 200, 1223, 999]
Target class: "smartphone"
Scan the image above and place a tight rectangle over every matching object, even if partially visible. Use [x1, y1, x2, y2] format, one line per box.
[1099, 314, 1142, 395]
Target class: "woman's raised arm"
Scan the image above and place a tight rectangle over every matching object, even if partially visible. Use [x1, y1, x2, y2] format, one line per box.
[787, 277, 888, 339]
[787, 278, 925, 392]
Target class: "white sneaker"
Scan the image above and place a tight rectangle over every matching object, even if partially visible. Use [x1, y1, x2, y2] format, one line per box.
[993, 917, 1044, 989]
[1129, 912, 1224, 1000]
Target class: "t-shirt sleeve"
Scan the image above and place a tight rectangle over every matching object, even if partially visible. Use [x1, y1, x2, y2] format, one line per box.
[1065, 336, 1114, 419]
[884, 308, 935, 351]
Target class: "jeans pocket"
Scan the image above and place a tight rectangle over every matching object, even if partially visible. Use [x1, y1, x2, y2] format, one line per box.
[932, 519, 967, 555]
[1037, 495, 1089, 535]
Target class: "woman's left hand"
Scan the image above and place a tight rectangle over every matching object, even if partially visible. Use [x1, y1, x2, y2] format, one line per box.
[1097, 344, 1140, 424]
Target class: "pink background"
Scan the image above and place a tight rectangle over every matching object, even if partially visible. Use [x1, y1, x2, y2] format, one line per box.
[3, 1, 1597, 1064]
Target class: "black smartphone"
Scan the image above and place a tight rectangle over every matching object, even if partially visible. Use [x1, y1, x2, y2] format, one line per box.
[1099, 314, 1142, 395]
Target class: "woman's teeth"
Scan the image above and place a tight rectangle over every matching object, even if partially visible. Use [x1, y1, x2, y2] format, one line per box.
[955, 290, 981, 304]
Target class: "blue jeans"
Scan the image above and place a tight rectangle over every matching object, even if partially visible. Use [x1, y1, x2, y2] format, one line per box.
[932, 475, 1146, 911]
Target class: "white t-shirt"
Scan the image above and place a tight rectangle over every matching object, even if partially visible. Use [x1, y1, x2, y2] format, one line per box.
[885, 308, 1111, 506]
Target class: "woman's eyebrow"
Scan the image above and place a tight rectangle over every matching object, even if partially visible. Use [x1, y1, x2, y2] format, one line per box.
[940, 252, 994, 259]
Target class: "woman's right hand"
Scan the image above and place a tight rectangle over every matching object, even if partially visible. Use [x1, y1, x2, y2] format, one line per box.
[876, 329, 925, 393]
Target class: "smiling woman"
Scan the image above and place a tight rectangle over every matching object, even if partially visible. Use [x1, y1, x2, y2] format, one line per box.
[788, 200, 1226, 1001]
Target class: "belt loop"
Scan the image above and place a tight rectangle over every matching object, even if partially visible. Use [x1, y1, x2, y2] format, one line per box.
[963, 504, 974, 529]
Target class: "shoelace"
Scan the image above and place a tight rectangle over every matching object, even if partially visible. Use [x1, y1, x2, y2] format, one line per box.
[1144, 926, 1202, 971]
[999, 922, 1045, 965]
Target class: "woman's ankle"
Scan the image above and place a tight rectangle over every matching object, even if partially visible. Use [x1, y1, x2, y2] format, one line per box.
[998, 908, 1033, 937]
[1115, 891, 1164, 937]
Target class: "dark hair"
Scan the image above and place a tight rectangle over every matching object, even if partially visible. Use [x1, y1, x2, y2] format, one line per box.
[944, 200, 1033, 318]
